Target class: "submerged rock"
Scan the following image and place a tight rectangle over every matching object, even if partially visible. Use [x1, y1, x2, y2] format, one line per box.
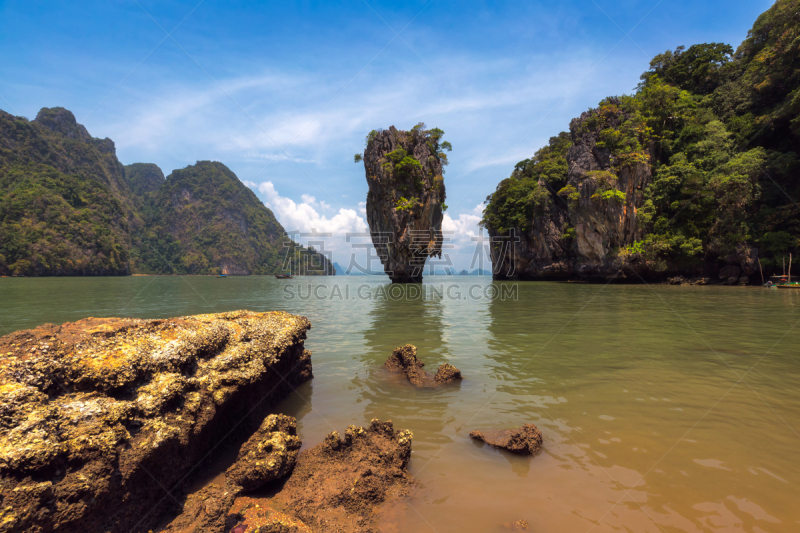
[0, 311, 313, 533]
[384, 344, 462, 387]
[228, 419, 414, 533]
[469, 424, 543, 455]
[359, 125, 449, 283]
[503, 519, 531, 531]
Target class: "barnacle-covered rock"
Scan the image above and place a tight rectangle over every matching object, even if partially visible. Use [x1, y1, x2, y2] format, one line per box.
[0, 311, 313, 533]
[226, 414, 302, 492]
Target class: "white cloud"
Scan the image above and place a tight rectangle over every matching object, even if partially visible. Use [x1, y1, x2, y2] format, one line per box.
[249, 181, 368, 265]
[300, 193, 331, 211]
[443, 203, 485, 251]
[257, 181, 367, 236]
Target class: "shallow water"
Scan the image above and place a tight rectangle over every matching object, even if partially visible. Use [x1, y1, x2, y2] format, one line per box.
[2, 276, 800, 532]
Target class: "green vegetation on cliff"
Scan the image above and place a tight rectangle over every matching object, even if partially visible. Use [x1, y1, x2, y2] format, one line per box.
[0, 108, 134, 275]
[482, 0, 800, 270]
[481, 132, 571, 233]
[132, 161, 329, 275]
[0, 108, 332, 276]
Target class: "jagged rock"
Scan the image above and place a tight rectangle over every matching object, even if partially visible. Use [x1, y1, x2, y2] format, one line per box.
[469, 424, 543, 456]
[361, 126, 448, 282]
[228, 419, 414, 533]
[485, 99, 768, 284]
[227, 507, 310, 533]
[34, 107, 91, 140]
[225, 414, 302, 492]
[566, 105, 650, 265]
[384, 344, 462, 387]
[0, 311, 313, 533]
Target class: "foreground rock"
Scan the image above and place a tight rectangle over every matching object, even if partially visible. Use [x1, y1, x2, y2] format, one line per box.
[161, 414, 301, 533]
[384, 344, 462, 387]
[469, 424, 543, 455]
[359, 125, 450, 283]
[0, 311, 312, 533]
[228, 419, 414, 533]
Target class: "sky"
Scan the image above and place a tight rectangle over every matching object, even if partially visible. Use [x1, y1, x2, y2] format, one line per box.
[0, 0, 775, 270]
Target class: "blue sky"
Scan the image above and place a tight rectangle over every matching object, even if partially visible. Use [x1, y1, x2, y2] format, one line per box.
[0, 0, 774, 269]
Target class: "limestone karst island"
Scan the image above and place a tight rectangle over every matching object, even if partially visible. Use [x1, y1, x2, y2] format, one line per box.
[1, 1, 799, 532]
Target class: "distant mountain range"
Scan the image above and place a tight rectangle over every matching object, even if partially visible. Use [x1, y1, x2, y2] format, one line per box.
[0, 107, 333, 276]
[332, 262, 490, 277]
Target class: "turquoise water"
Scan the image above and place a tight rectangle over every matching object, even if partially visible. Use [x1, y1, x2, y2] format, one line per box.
[2, 276, 799, 532]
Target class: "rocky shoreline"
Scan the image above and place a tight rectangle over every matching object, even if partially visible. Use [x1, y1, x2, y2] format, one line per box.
[0, 311, 313, 532]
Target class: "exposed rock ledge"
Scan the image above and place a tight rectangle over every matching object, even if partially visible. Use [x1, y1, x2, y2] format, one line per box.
[0, 311, 313, 533]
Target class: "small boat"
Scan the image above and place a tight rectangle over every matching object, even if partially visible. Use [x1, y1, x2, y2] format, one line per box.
[217, 274, 227, 278]
[275, 273, 293, 279]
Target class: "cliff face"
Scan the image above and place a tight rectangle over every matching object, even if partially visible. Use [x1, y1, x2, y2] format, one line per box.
[565, 110, 650, 264]
[0, 311, 313, 533]
[490, 102, 652, 281]
[0, 106, 333, 276]
[361, 126, 447, 283]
